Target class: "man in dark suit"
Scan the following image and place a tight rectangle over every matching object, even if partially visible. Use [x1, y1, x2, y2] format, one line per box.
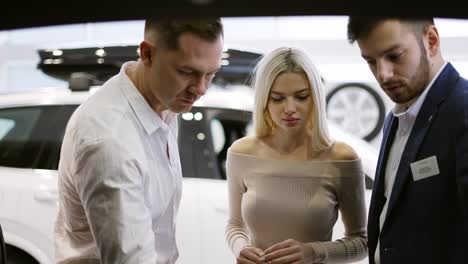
[346, 17, 468, 264]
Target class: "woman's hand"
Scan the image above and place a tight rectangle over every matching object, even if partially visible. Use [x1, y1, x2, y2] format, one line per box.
[261, 239, 315, 264]
[237, 246, 267, 264]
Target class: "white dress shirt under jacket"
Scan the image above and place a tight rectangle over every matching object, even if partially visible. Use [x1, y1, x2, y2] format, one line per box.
[55, 61, 183, 264]
[375, 61, 447, 264]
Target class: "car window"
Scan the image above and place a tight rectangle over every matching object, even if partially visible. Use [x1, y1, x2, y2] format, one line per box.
[178, 107, 251, 180]
[0, 105, 77, 170]
[0, 107, 43, 169]
[0, 118, 15, 139]
[208, 112, 251, 179]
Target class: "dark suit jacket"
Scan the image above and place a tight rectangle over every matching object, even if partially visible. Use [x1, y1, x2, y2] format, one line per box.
[368, 63, 468, 264]
[0, 224, 5, 264]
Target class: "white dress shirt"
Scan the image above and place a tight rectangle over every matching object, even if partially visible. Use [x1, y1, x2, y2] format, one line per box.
[375, 61, 447, 263]
[55, 62, 183, 264]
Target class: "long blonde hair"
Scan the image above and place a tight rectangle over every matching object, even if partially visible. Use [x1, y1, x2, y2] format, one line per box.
[252, 47, 334, 151]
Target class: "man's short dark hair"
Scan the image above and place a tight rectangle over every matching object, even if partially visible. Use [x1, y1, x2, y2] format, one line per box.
[145, 17, 223, 50]
[347, 16, 434, 44]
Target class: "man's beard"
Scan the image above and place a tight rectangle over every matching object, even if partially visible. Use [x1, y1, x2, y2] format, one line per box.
[388, 53, 431, 104]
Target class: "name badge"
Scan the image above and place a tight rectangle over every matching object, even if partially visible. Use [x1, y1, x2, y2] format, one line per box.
[410, 155, 440, 181]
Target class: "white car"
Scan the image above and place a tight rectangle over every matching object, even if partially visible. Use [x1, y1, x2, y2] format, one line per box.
[0, 85, 377, 264]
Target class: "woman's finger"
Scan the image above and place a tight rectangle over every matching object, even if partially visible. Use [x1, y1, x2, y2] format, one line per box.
[269, 252, 301, 264]
[264, 240, 291, 254]
[240, 247, 266, 264]
[238, 255, 260, 264]
[264, 245, 301, 262]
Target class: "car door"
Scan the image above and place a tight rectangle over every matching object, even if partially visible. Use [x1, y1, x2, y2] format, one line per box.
[0, 104, 77, 263]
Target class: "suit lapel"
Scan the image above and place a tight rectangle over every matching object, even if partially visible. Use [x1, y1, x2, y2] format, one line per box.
[368, 114, 398, 239]
[367, 113, 398, 256]
[383, 63, 460, 226]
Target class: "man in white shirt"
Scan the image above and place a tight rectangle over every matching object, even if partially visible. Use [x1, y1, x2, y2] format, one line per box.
[347, 17, 468, 264]
[54, 18, 224, 264]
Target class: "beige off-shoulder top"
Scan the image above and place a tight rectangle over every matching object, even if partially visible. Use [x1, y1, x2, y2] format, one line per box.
[225, 150, 368, 263]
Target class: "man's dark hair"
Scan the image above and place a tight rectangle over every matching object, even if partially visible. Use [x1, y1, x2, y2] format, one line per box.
[347, 16, 434, 44]
[144, 17, 223, 50]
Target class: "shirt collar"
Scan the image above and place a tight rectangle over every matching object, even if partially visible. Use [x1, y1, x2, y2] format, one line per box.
[392, 60, 448, 120]
[118, 61, 177, 135]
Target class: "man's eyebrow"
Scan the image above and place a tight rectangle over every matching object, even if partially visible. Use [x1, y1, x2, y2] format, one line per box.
[361, 44, 402, 60]
[178, 66, 221, 75]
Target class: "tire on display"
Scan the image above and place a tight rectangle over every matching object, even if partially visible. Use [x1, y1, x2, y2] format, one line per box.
[326, 82, 386, 142]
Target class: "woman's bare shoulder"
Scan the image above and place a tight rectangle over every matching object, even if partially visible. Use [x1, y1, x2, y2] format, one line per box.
[228, 136, 260, 156]
[329, 141, 359, 161]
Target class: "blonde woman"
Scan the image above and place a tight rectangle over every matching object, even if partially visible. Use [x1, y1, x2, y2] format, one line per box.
[225, 47, 368, 264]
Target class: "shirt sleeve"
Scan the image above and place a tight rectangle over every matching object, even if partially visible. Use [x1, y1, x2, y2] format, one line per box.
[225, 151, 250, 257]
[307, 160, 368, 263]
[72, 138, 158, 264]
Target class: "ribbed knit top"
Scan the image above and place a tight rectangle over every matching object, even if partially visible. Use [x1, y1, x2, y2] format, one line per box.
[225, 150, 368, 263]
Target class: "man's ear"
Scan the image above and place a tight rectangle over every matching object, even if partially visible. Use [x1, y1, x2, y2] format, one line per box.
[424, 25, 440, 57]
[140, 40, 154, 66]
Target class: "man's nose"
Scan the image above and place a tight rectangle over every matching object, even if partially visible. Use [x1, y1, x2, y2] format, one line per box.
[190, 76, 208, 96]
[376, 60, 394, 83]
